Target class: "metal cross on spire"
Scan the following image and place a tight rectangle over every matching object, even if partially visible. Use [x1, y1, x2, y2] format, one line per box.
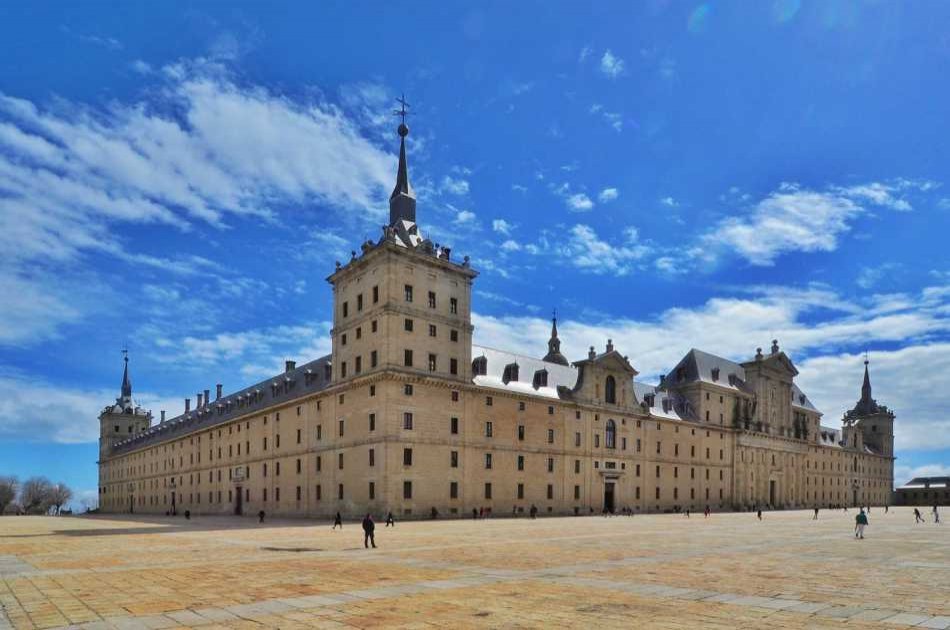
[394, 94, 410, 125]
[122, 345, 129, 362]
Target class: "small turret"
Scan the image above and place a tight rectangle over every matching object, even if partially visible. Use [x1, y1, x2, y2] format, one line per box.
[542, 311, 570, 366]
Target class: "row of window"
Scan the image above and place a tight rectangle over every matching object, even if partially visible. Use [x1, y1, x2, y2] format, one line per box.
[341, 285, 459, 317]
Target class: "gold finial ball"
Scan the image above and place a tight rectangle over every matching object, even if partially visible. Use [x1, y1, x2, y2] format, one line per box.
[398, 123, 409, 137]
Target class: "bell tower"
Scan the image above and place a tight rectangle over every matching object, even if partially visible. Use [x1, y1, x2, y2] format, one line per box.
[844, 358, 895, 458]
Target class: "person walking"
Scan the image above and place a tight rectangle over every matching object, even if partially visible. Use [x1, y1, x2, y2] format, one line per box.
[814, 507, 819, 520]
[362, 513, 376, 548]
[885, 505, 889, 514]
[855, 509, 868, 539]
[258, 510, 265, 524]
[914, 508, 925, 523]
[529, 504, 538, 519]
[704, 505, 710, 518]
[472, 507, 478, 521]
[385, 511, 395, 527]
[757, 509, 763, 521]
[333, 511, 343, 530]
[933, 505, 941, 524]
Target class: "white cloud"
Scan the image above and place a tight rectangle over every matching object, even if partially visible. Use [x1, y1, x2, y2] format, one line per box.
[0, 63, 397, 344]
[492, 219, 514, 235]
[500, 239, 521, 252]
[130, 60, 152, 75]
[600, 50, 625, 78]
[660, 196, 678, 207]
[857, 263, 900, 289]
[598, 188, 619, 203]
[589, 104, 623, 132]
[441, 175, 470, 195]
[702, 181, 930, 266]
[559, 224, 649, 275]
[454, 209, 477, 225]
[566, 193, 594, 212]
[579, 46, 593, 63]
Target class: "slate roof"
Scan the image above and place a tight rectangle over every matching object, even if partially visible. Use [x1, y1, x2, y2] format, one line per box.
[899, 477, 950, 490]
[471, 345, 578, 400]
[110, 355, 333, 456]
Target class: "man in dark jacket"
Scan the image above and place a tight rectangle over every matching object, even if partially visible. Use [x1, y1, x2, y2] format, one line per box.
[362, 513, 376, 548]
[855, 509, 868, 539]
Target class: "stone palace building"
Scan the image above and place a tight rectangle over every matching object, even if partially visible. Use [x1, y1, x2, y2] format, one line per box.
[97, 118, 896, 517]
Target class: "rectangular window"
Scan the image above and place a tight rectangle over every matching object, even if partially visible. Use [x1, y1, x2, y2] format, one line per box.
[369, 413, 376, 432]
[517, 483, 524, 499]
[450, 358, 458, 375]
[296, 429, 302, 444]
[575, 432, 581, 447]
[450, 481, 458, 499]
[484, 482, 492, 499]
[450, 297, 458, 314]
[574, 459, 580, 474]
[486, 396, 493, 406]
[369, 481, 375, 500]
[485, 421, 493, 437]
[451, 451, 459, 468]
[622, 437, 627, 450]
[452, 390, 459, 402]
[428, 291, 436, 308]
[636, 464, 641, 477]
[404, 412, 414, 430]
[429, 323, 437, 337]
[404, 318, 414, 332]
[404, 349, 413, 367]
[317, 424, 322, 441]
[338, 453, 344, 469]
[371, 350, 378, 368]
[355, 356, 362, 374]
[296, 486, 302, 501]
[428, 353, 437, 371]
[403, 481, 412, 499]
[547, 484, 554, 500]
[316, 485, 322, 500]
[450, 417, 459, 434]
[357, 294, 363, 311]
[371, 320, 378, 333]
[372, 285, 379, 303]
[595, 434, 600, 448]
[574, 485, 580, 500]
[518, 425, 525, 441]
[404, 285, 413, 302]
[404, 383, 413, 396]
[485, 453, 492, 469]
[316, 456, 322, 472]
[296, 458, 301, 474]
[342, 301, 348, 317]
[517, 455, 525, 471]
[341, 361, 347, 378]
[636, 438, 641, 453]
[339, 420, 344, 437]
[547, 457, 554, 473]
[547, 429, 554, 444]
[657, 441, 661, 455]
[450, 329, 459, 342]
[369, 448, 375, 467]
[403, 448, 413, 466]
[338, 484, 344, 500]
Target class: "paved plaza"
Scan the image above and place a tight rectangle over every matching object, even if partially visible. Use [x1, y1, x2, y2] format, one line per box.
[0, 507, 948, 629]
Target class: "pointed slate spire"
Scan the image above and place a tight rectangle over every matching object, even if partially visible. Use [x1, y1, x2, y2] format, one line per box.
[389, 95, 416, 226]
[543, 310, 570, 366]
[860, 358, 872, 405]
[850, 355, 879, 416]
[121, 349, 132, 400]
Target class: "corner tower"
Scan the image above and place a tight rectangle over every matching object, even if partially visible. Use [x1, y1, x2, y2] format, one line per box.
[327, 105, 478, 385]
[98, 352, 152, 461]
[844, 358, 895, 458]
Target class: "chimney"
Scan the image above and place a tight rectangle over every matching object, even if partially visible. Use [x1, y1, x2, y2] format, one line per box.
[185, 398, 191, 413]
[588, 346, 596, 359]
[286, 360, 296, 373]
[161, 410, 166, 423]
[204, 389, 210, 406]
[606, 339, 614, 353]
[197, 392, 203, 408]
[216, 384, 223, 400]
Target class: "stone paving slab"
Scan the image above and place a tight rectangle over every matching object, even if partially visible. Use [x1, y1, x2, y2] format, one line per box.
[1, 508, 949, 629]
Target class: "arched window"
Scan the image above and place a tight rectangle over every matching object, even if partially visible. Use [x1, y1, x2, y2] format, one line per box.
[605, 419, 617, 449]
[605, 375, 617, 404]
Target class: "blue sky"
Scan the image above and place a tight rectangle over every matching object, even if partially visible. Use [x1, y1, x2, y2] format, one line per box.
[1, 1, 948, 508]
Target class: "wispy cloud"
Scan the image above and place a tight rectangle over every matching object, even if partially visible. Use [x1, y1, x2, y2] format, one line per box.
[598, 188, 619, 203]
[441, 175, 470, 195]
[492, 219, 514, 235]
[599, 50, 625, 78]
[566, 193, 594, 212]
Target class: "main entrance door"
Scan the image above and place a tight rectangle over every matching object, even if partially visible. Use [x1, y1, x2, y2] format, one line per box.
[235, 486, 243, 516]
[604, 483, 615, 514]
[769, 480, 776, 507]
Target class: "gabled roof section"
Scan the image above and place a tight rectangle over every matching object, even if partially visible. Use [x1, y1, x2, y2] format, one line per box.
[664, 348, 753, 394]
[573, 344, 638, 376]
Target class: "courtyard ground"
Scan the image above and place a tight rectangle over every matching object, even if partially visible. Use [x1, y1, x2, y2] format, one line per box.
[0, 506, 947, 629]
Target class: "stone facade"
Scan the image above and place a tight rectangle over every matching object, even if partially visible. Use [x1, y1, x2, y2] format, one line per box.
[97, 122, 895, 517]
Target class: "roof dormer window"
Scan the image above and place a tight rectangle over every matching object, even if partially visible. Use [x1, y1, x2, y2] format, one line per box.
[502, 362, 519, 384]
[472, 355, 487, 376]
[533, 369, 548, 389]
